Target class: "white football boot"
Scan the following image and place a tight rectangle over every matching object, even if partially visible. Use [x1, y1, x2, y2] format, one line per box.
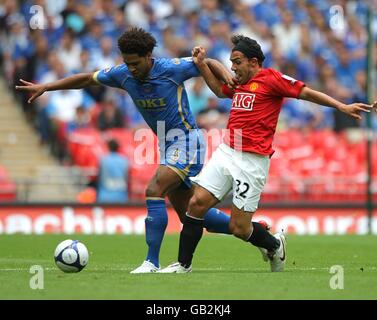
[130, 260, 160, 274]
[267, 232, 287, 272]
[258, 247, 269, 262]
[157, 262, 192, 273]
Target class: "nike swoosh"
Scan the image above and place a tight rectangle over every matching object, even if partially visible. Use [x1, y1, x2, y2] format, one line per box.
[279, 235, 286, 261]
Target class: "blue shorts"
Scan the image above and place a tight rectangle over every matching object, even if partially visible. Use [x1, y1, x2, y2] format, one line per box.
[160, 129, 205, 188]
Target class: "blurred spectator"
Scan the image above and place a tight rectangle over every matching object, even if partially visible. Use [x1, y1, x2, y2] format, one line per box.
[198, 0, 226, 35]
[78, 49, 96, 73]
[295, 23, 318, 85]
[251, 0, 281, 26]
[272, 10, 301, 60]
[161, 25, 188, 57]
[44, 78, 95, 160]
[105, 8, 127, 40]
[334, 44, 360, 89]
[124, 0, 152, 30]
[66, 106, 92, 134]
[281, 98, 331, 131]
[233, 3, 270, 55]
[80, 20, 104, 54]
[97, 139, 129, 203]
[208, 17, 233, 67]
[97, 95, 125, 131]
[187, 78, 210, 116]
[92, 36, 117, 70]
[196, 96, 228, 130]
[324, 76, 358, 133]
[57, 29, 82, 72]
[30, 33, 50, 84]
[46, 87, 95, 124]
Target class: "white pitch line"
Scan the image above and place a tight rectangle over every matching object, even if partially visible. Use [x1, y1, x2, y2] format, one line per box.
[1, 266, 376, 272]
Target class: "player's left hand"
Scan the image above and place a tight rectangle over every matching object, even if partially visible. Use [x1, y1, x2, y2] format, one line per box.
[339, 102, 375, 120]
[372, 101, 377, 113]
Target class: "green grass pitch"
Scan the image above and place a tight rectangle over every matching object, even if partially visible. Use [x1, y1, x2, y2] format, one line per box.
[0, 234, 376, 299]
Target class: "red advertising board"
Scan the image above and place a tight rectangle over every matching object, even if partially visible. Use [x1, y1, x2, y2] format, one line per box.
[0, 206, 376, 235]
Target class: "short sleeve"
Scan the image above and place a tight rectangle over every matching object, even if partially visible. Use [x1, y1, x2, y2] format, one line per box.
[169, 57, 200, 83]
[221, 84, 234, 98]
[93, 66, 123, 89]
[268, 71, 305, 98]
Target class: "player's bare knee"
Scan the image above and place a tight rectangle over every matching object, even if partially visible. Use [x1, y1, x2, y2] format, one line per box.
[145, 178, 166, 197]
[145, 183, 166, 198]
[145, 185, 158, 197]
[187, 195, 207, 217]
[231, 224, 250, 241]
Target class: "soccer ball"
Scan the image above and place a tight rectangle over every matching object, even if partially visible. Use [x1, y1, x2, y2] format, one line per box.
[54, 239, 89, 273]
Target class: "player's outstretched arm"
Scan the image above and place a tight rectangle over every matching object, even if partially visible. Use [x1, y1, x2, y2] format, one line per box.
[15, 72, 98, 104]
[299, 86, 375, 120]
[192, 46, 228, 98]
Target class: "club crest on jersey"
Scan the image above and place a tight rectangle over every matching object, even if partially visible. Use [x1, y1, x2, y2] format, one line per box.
[171, 148, 180, 163]
[232, 93, 256, 111]
[250, 82, 258, 91]
[104, 67, 111, 73]
[172, 58, 181, 65]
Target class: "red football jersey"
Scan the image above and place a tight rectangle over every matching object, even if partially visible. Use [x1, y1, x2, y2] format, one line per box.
[221, 68, 305, 156]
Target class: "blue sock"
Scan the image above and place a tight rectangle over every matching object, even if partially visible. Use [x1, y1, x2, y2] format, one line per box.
[203, 208, 231, 234]
[145, 199, 168, 268]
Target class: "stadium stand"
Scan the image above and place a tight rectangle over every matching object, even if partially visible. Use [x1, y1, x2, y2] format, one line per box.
[0, 78, 89, 202]
[65, 127, 377, 203]
[0, 165, 16, 202]
[0, 0, 376, 203]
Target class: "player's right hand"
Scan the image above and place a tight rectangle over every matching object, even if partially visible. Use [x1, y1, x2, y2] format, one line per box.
[15, 79, 47, 103]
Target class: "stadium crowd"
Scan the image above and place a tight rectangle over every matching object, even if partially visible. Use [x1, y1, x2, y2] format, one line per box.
[0, 0, 376, 202]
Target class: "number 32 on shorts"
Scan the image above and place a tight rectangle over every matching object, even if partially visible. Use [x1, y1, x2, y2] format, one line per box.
[235, 179, 249, 199]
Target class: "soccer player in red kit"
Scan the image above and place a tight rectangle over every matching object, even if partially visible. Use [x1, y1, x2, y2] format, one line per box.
[159, 35, 377, 273]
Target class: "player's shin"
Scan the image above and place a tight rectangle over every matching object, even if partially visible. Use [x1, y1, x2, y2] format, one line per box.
[178, 214, 204, 268]
[145, 199, 168, 268]
[247, 221, 280, 251]
[203, 208, 231, 234]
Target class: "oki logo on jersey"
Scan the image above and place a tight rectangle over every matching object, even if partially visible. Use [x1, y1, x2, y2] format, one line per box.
[232, 93, 256, 111]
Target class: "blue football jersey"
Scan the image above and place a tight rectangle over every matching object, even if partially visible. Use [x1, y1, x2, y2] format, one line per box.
[93, 57, 200, 135]
[93, 57, 205, 187]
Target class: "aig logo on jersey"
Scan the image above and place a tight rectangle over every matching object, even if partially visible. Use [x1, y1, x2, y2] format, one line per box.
[232, 93, 256, 111]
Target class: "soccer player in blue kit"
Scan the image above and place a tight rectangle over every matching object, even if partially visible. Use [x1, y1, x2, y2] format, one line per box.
[16, 28, 236, 273]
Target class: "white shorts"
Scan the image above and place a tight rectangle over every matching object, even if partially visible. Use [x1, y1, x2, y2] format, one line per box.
[192, 143, 270, 212]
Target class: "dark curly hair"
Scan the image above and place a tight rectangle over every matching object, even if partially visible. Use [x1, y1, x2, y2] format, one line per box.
[117, 27, 157, 56]
[231, 34, 265, 66]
